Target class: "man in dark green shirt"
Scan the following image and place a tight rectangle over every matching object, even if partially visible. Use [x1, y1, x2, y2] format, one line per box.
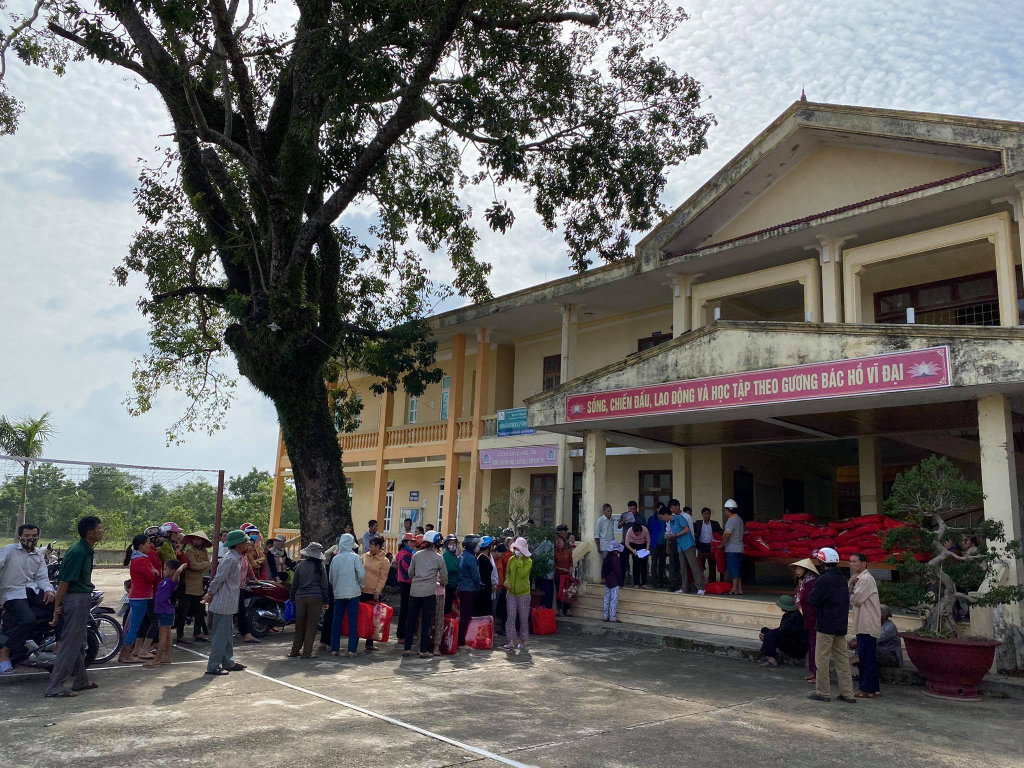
[45, 516, 103, 697]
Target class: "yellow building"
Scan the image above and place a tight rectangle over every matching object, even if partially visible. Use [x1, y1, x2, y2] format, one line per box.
[270, 100, 1024, 590]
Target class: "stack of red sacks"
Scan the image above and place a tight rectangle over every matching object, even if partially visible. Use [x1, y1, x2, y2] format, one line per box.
[739, 513, 924, 563]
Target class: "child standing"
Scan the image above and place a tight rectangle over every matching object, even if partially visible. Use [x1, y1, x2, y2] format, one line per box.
[146, 559, 187, 668]
[602, 541, 625, 622]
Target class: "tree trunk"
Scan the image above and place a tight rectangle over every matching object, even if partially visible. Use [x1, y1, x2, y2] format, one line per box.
[17, 462, 28, 528]
[272, 372, 349, 547]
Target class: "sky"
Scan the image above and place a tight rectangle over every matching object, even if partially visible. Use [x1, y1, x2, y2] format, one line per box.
[1, 0, 1023, 479]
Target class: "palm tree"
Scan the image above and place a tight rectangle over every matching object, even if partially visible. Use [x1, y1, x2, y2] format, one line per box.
[0, 412, 56, 528]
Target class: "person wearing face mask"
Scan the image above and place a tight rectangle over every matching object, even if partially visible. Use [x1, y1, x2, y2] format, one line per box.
[442, 534, 460, 614]
[0, 523, 56, 674]
[475, 537, 497, 616]
[503, 537, 533, 652]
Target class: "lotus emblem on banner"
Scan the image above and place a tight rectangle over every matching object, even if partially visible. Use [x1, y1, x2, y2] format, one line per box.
[909, 361, 941, 379]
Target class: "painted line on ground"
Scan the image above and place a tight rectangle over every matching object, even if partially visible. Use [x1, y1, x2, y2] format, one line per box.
[7, 660, 206, 677]
[177, 645, 537, 768]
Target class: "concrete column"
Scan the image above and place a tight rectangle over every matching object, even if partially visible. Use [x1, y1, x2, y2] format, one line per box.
[581, 429, 607, 583]
[556, 306, 579, 528]
[441, 334, 466, 535]
[669, 274, 693, 335]
[845, 265, 867, 323]
[268, 431, 286, 533]
[993, 232, 1019, 327]
[858, 436, 884, 516]
[799, 268, 823, 323]
[977, 394, 1022, 586]
[371, 389, 394, 529]
[466, 329, 491, 532]
[812, 236, 851, 323]
[690, 447, 724, 523]
[671, 447, 690, 508]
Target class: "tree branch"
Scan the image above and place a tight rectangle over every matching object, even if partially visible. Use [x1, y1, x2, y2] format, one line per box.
[467, 11, 600, 30]
[152, 284, 230, 303]
[289, 0, 472, 270]
[1, 0, 45, 80]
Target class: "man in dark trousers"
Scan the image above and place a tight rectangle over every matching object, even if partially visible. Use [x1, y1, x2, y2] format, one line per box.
[45, 516, 103, 697]
[807, 547, 856, 703]
[693, 507, 723, 582]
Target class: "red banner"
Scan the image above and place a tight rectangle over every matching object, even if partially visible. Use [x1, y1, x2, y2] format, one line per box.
[565, 346, 951, 422]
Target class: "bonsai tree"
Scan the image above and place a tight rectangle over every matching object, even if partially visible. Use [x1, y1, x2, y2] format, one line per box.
[484, 487, 530, 535]
[882, 456, 1024, 638]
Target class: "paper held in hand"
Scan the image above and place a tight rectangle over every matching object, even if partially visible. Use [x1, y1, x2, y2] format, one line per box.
[636, 548, 650, 559]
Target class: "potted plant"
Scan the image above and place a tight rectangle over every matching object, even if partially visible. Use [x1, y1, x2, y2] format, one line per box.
[882, 456, 1024, 700]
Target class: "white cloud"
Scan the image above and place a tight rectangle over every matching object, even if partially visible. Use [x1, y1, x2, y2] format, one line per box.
[2, 0, 1022, 477]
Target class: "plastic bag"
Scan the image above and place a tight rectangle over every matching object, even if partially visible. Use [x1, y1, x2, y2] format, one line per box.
[282, 599, 295, 623]
[530, 607, 557, 635]
[558, 575, 579, 604]
[371, 601, 393, 642]
[465, 616, 494, 649]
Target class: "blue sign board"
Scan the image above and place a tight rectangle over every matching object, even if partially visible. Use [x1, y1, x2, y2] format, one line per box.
[497, 407, 535, 436]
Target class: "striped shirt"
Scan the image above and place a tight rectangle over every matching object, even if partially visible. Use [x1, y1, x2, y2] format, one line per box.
[206, 549, 242, 615]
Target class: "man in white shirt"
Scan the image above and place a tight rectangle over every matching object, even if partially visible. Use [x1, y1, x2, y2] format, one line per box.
[594, 504, 616, 554]
[0, 524, 55, 674]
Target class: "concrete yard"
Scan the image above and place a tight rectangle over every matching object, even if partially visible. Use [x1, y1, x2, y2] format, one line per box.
[1, 571, 1022, 768]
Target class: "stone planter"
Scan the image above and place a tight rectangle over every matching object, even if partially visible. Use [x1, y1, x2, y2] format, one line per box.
[900, 632, 1001, 700]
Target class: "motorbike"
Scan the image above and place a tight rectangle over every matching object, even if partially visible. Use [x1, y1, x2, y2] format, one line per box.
[0, 544, 123, 670]
[243, 579, 291, 637]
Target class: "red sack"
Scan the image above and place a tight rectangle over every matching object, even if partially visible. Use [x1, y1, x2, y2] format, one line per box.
[783, 513, 815, 523]
[371, 601, 392, 643]
[433, 614, 458, 654]
[558, 575, 579, 604]
[341, 601, 375, 639]
[713, 546, 727, 573]
[465, 616, 494, 649]
[531, 607, 557, 635]
[703, 581, 732, 594]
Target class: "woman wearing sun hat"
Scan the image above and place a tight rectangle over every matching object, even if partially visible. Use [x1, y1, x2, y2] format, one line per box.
[177, 530, 212, 643]
[790, 557, 820, 681]
[289, 542, 329, 658]
[758, 594, 808, 666]
[503, 537, 533, 651]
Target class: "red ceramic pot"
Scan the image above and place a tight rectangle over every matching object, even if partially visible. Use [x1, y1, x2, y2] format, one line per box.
[900, 632, 1000, 700]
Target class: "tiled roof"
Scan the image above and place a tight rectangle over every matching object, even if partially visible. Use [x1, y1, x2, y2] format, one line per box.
[673, 163, 1003, 257]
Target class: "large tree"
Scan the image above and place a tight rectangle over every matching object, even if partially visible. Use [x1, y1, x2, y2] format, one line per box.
[1, 1, 712, 544]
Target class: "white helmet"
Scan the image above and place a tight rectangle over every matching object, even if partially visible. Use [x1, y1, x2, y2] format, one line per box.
[813, 547, 840, 564]
[422, 531, 441, 545]
[723, 498, 738, 509]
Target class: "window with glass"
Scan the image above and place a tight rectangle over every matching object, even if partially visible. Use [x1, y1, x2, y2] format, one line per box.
[384, 481, 395, 530]
[440, 376, 451, 420]
[530, 473, 557, 528]
[874, 271, 1008, 326]
[407, 395, 418, 424]
[638, 470, 672, 521]
[542, 354, 561, 391]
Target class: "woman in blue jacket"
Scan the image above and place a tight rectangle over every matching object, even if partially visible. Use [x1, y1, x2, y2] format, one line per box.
[458, 536, 482, 647]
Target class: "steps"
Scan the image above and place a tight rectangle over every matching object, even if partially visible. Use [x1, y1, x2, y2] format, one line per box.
[574, 583, 925, 642]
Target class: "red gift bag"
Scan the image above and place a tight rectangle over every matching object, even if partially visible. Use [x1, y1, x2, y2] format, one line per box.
[371, 601, 393, 643]
[558, 575, 579, 604]
[531, 607, 557, 635]
[465, 616, 494, 649]
[713, 545, 727, 574]
[439, 614, 459, 654]
[341, 601, 375, 639]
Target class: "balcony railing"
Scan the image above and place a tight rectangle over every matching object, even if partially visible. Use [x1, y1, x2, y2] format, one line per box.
[386, 422, 447, 446]
[482, 414, 498, 436]
[456, 419, 473, 440]
[338, 432, 379, 451]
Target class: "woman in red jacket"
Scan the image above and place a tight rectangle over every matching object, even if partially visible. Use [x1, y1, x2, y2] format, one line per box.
[118, 534, 161, 663]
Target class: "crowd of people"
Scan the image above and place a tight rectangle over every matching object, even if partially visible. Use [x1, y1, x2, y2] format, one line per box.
[592, 497, 746, 621]
[1, 507, 902, 700]
[757, 547, 902, 703]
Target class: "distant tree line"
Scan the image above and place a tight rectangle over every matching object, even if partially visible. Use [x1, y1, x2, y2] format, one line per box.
[0, 464, 298, 548]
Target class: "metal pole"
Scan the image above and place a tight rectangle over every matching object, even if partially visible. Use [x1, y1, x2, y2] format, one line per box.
[212, 469, 225, 576]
